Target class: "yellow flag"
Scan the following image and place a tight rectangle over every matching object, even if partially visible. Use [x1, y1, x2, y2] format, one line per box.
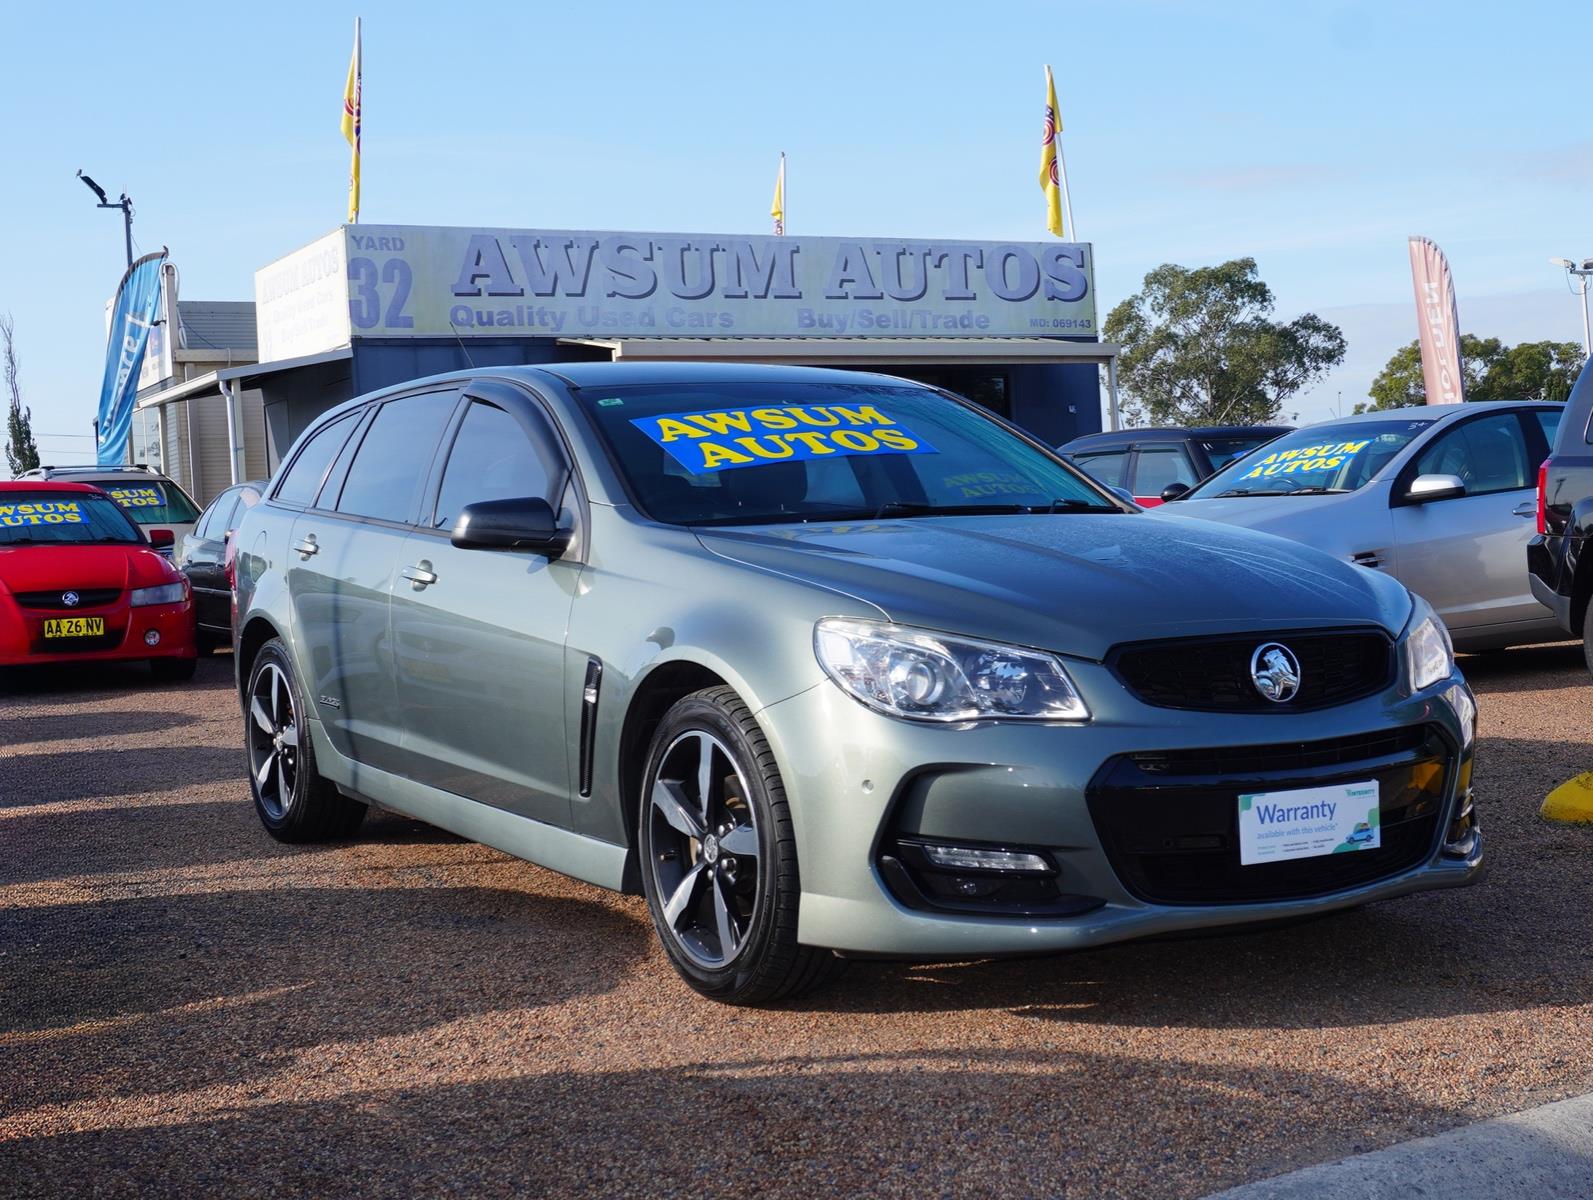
[341, 18, 362, 223]
[771, 153, 785, 236]
[1039, 65, 1064, 237]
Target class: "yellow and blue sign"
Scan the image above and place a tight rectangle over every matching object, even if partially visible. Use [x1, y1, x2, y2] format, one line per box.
[631, 404, 936, 473]
[1240, 439, 1370, 481]
[0, 501, 85, 527]
[106, 486, 162, 508]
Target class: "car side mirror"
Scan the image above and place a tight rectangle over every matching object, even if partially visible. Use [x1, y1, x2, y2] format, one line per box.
[1405, 473, 1466, 503]
[148, 528, 175, 548]
[451, 496, 571, 557]
[1160, 481, 1191, 503]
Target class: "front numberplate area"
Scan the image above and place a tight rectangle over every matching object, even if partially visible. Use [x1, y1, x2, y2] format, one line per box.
[43, 617, 106, 638]
[1237, 780, 1381, 865]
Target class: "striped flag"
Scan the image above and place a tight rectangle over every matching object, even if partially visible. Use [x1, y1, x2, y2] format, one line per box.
[341, 18, 362, 223]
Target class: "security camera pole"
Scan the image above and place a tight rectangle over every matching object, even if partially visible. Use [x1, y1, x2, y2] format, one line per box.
[77, 169, 134, 269]
[1549, 257, 1593, 362]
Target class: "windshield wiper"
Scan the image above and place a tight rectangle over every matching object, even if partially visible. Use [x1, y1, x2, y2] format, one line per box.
[1031, 498, 1117, 513]
[868, 501, 1032, 519]
[1213, 486, 1346, 497]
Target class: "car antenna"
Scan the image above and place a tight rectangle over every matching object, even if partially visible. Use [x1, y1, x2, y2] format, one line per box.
[448, 316, 477, 369]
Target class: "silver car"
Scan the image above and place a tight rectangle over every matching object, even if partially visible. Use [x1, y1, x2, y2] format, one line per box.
[1157, 402, 1565, 651]
[232, 364, 1481, 1004]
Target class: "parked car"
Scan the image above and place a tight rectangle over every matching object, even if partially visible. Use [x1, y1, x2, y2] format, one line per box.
[1060, 425, 1291, 506]
[232, 363, 1480, 1004]
[1157, 402, 1565, 652]
[0, 481, 197, 679]
[1527, 361, 1593, 671]
[18, 464, 202, 558]
[180, 480, 266, 652]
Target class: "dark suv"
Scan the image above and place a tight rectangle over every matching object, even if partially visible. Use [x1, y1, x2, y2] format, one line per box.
[1060, 425, 1291, 506]
[1528, 360, 1593, 670]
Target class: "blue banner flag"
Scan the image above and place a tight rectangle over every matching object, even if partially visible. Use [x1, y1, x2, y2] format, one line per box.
[96, 251, 167, 466]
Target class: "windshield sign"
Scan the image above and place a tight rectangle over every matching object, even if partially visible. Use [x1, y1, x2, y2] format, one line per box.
[101, 480, 200, 524]
[1193, 420, 1434, 496]
[0, 492, 142, 545]
[631, 404, 935, 473]
[587, 383, 1115, 526]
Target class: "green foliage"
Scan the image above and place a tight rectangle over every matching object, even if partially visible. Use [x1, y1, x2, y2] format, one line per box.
[1358, 336, 1584, 412]
[2, 314, 40, 478]
[1103, 258, 1346, 426]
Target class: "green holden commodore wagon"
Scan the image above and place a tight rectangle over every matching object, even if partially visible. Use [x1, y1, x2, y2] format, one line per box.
[232, 363, 1482, 1003]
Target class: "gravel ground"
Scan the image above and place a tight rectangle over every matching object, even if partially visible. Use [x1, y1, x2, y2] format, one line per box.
[3, 648, 1592, 1199]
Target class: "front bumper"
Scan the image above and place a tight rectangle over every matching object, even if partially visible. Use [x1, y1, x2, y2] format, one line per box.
[0, 598, 197, 666]
[760, 662, 1482, 957]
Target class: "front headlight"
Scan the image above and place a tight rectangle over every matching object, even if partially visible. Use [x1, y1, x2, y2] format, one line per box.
[130, 581, 186, 607]
[813, 617, 1089, 722]
[1403, 597, 1454, 692]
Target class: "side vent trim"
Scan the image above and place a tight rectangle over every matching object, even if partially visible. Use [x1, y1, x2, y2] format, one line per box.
[578, 657, 602, 797]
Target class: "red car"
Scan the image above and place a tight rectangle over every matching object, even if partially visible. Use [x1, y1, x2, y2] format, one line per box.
[0, 481, 198, 679]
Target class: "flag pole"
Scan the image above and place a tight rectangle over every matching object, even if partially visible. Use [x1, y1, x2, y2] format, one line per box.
[1056, 135, 1075, 241]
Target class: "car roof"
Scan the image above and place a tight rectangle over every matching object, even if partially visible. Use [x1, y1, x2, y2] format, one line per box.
[1301, 400, 1563, 427]
[1062, 425, 1291, 450]
[23, 465, 176, 480]
[0, 480, 107, 494]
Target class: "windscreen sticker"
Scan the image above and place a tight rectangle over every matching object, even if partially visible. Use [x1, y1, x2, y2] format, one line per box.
[105, 485, 162, 507]
[630, 404, 937, 473]
[0, 501, 86, 526]
[1240, 440, 1369, 480]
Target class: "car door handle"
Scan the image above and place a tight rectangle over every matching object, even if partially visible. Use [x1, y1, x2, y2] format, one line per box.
[1350, 549, 1384, 569]
[292, 535, 319, 559]
[401, 561, 438, 589]
[1511, 501, 1536, 518]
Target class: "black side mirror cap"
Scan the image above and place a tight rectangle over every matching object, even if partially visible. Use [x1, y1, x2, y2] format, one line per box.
[1160, 482, 1192, 503]
[451, 496, 572, 557]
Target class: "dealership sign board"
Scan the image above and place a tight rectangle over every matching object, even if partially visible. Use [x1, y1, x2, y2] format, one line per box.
[256, 225, 1097, 361]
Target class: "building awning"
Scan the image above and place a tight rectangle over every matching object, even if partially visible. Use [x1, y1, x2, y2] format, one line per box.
[557, 336, 1117, 365]
[135, 346, 354, 411]
[557, 336, 1123, 427]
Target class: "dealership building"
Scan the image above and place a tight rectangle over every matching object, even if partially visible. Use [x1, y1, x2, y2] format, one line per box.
[133, 224, 1119, 505]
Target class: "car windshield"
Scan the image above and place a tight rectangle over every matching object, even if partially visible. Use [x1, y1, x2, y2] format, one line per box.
[1188, 418, 1435, 497]
[0, 491, 143, 545]
[99, 479, 201, 524]
[582, 382, 1118, 526]
[1199, 434, 1281, 470]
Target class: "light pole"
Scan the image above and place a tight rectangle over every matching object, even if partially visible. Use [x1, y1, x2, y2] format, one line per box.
[1550, 257, 1593, 362]
[76, 170, 133, 269]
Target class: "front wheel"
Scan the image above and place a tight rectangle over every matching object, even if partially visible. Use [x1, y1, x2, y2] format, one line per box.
[638, 686, 843, 1005]
[245, 638, 365, 842]
[1584, 599, 1593, 678]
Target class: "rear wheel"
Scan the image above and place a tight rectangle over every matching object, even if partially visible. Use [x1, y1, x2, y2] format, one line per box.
[638, 686, 844, 1005]
[245, 638, 365, 842]
[1583, 599, 1593, 678]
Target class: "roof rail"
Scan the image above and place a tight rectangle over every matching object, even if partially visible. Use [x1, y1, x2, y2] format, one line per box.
[20, 463, 159, 479]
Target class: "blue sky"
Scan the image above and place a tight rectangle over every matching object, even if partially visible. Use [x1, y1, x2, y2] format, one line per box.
[2, 0, 1590, 462]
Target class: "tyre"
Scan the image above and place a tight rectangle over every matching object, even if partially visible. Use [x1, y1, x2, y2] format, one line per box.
[638, 685, 844, 1005]
[245, 637, 365, 842]
[1584, 599, 1593, 678]
[150, 656, 198, 682]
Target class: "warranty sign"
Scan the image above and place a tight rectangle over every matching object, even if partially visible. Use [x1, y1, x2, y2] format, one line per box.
[631, 403, 936, 474]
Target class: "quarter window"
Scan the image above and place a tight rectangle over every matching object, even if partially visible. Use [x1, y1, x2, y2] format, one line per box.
[276, 412, 359, 507]
[433, 402, 558, 528]
[335, 391, 460, 523]
[196, 489, 238, 539]
[1410, 414, 1530, 496]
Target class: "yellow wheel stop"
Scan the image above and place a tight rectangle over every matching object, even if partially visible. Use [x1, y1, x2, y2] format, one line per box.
[1542, 772, 1593, 825]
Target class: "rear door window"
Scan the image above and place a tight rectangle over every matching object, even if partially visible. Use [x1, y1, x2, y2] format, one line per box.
[335, 391, 460, 524]
[276, 412, 359, 506]
[195, 489, 237, 539]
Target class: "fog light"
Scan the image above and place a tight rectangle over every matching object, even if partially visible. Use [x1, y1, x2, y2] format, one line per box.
[921, 843, 1052, 873]
[144, 630, 160, 647]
